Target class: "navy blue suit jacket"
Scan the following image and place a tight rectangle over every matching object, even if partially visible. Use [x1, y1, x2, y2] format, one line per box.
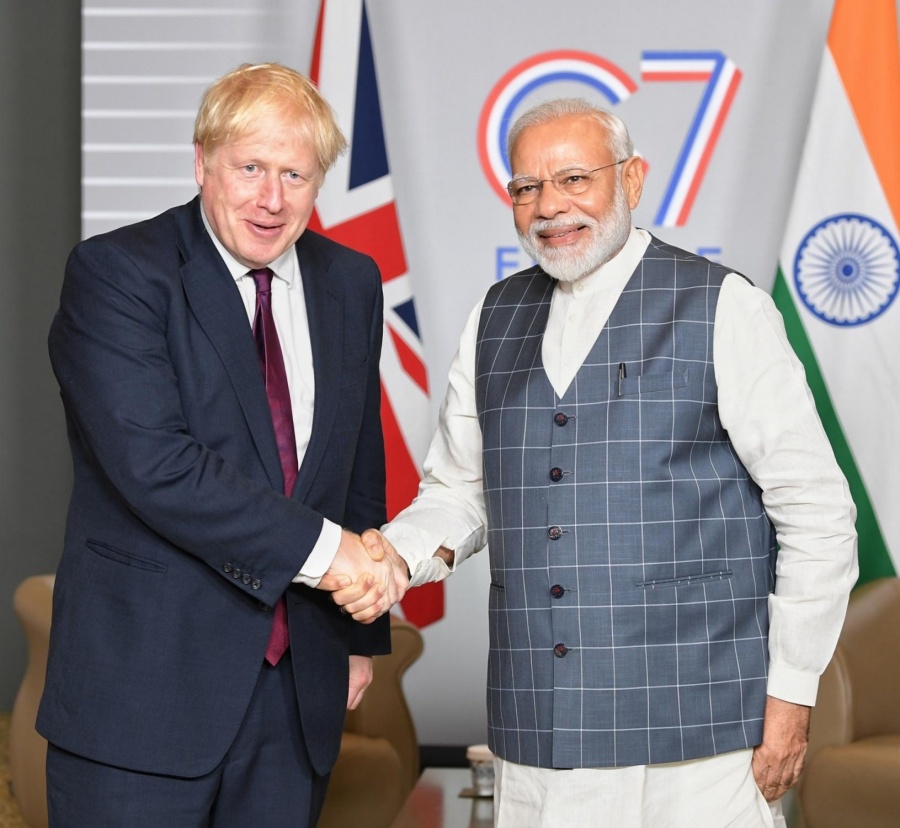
[38, 197, 390, 778]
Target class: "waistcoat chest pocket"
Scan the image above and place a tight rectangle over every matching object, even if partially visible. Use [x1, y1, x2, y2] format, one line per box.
[617, 368, 689, 397]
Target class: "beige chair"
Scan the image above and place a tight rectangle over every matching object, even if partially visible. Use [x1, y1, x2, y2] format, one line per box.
[319, 616, 424, 828]
[9, 575, 423, 828]
[9, 575, 54, 828]
[798, 577, 900, 828]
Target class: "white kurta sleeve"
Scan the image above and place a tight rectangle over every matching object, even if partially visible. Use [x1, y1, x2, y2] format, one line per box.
[384, 300, 489, 586]
[714, 274, 858, 705]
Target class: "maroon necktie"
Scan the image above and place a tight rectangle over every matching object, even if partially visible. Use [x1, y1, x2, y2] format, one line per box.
[250, 267, 296, 666]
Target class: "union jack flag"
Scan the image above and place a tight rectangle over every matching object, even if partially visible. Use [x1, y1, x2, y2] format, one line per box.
[309, 0, 443, 626]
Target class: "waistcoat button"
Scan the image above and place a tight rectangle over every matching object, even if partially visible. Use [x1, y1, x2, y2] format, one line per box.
[553, 643, 568, 658]
[548, 526, 562, 540]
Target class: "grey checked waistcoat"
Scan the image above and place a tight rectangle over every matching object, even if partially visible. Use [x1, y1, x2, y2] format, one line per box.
[475, 236, 776, 769]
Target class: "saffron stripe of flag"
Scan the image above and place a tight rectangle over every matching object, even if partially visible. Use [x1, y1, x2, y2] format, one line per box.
[773, 0, 900, 584]
[310, 0, 444, 625]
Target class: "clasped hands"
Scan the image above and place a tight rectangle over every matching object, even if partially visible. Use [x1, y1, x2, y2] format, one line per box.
[318, 529, 409, 622]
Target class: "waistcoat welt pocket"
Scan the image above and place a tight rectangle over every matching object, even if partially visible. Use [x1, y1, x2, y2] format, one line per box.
[637, 569, 733, 589]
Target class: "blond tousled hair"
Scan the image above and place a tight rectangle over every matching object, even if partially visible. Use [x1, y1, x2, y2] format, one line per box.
[193, 63, 347, 183]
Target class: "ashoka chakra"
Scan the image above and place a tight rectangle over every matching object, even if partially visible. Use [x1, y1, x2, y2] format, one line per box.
[793, 212, 900, 326]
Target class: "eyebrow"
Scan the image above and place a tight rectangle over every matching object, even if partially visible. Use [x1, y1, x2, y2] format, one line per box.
[511, 164, 596, 180]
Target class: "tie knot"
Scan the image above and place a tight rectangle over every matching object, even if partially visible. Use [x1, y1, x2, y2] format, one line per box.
[249, 267, 274, 294]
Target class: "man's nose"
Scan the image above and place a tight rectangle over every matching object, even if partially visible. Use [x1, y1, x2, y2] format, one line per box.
[533, 180, 569, 217]
[258, 174, 283, 212]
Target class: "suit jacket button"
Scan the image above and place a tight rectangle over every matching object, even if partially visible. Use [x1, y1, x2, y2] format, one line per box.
[223, 563, 233, 574]
[553, 643, 568, 658]
[258, 600, 269, 611]
[242, 574, 252, 585]
[252, 579, 262, 590]
[232, 568, 242, 579]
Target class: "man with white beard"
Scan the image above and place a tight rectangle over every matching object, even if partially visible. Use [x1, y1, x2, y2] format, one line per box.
[339, 98, 858, 827]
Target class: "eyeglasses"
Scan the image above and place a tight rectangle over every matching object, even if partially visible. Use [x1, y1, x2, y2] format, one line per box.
[506, 159, 628, 205]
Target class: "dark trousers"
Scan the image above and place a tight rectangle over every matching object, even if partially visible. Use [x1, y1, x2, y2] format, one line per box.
[47, 652, 330, 827]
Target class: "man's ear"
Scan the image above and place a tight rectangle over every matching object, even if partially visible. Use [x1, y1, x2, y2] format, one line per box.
[622, 155, 645, 211]
[194, 143, 206, 189]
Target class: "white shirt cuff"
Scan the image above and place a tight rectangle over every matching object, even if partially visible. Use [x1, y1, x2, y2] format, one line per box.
[383, 523, 457, 586]
[409, 557, 452, 587]
[766, 660, 820, 707]
[292, 519, 343, 587]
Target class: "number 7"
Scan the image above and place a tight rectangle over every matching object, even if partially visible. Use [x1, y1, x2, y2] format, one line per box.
[641, 51, 742, 227]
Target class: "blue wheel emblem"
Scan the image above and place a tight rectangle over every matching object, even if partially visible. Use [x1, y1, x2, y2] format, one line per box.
[793, 213, 900, 326]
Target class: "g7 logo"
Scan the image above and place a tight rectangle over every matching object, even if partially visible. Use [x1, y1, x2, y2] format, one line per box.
[477, 49, 742, 228]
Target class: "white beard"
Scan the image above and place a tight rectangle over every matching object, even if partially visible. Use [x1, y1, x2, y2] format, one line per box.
[518, 184, 632, 283]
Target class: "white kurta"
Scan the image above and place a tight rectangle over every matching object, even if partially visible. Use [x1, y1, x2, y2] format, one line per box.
[388, 227, 857, 706]
[385, 227, 857, 825]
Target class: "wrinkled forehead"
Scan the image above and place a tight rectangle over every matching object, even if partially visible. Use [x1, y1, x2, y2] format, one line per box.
[510, 116, 613, 176]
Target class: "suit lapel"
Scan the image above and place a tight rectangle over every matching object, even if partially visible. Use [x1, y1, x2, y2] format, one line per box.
[176, 200, 285, 492]
[293, 234, 343, 502]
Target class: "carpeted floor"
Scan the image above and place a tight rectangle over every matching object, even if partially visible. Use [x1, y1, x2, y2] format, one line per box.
[0, 713, 29, 828]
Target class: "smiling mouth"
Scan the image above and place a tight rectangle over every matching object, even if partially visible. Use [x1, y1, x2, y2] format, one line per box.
[247, 220, 283, 234]
[539, 224, 586, 244]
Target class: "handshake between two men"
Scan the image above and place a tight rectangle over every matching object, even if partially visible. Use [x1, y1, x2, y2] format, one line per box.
[318, 529, 411, 622]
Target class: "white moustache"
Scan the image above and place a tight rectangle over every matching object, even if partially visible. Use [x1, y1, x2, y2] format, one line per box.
[530, 215, 599, 235]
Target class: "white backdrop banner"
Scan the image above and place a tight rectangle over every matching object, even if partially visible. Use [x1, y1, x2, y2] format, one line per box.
[83, 0, 841, 745]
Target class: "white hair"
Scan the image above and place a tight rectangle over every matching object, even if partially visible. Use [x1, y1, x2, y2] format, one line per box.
[507, 98, 634, 162]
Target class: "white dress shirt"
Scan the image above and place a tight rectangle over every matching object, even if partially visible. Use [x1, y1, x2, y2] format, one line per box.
[387, 226, 858, 706]
[201, 213, 340, 584]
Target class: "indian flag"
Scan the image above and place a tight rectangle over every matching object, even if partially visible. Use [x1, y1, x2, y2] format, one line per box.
[773, 0, 900, 584]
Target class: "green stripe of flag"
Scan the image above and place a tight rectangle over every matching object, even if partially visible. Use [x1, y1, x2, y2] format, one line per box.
[773, 267, 895, 585]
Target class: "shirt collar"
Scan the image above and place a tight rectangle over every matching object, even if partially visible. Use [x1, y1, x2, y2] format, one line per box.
[199, 203, 299, 286]
[557, 225, 650, 297]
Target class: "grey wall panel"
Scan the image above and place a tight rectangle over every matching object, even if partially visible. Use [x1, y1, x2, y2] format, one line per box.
[0, 0, 81, 711]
